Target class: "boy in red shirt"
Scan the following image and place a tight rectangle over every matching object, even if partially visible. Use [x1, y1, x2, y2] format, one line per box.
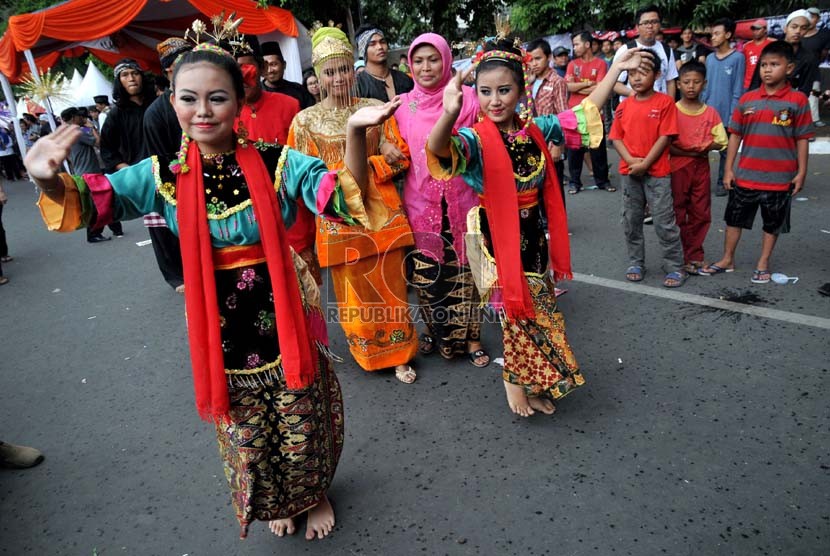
[609, 50, 686, 287]
[704, 42, 813, 284]
[669, 61, 728, 276]
[566, 31, 613, 193]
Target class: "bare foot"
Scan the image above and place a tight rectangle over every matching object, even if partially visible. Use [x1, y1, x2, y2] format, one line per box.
[528, 396, 556, 415]
[175, 284, 185, 294]
[268, 517, 296, 537]
[503, 381, 534, 417]
[305, 496, 335, 540]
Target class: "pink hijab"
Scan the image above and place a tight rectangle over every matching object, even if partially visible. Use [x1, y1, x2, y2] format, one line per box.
[395, 33, 480, 264]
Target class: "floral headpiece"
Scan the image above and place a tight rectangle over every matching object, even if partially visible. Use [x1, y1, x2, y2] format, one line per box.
[183, 12, 246, 57]
[463, 14, 536, 140]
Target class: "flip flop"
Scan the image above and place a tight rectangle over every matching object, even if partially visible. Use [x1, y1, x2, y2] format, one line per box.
[701, 264, 734, 274]
[751, 269, 771, 284]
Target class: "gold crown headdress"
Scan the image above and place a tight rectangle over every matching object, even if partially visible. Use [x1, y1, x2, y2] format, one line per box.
[183, 12, 248, 58]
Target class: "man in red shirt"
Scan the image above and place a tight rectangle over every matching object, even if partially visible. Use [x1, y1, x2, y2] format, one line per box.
[236, 46, 321, 284]
[743, 19, 775, 90]
[566, 31, 613, 193]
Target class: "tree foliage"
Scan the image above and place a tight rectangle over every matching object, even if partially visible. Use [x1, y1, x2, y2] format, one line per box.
[510, 0, 803, 36]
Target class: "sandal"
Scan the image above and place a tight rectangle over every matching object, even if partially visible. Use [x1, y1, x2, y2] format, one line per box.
[751, 269, 771, 284]
[605, 185, 617, 192]
[684, 262, 712, 276]
[663, 271, 687, 288]
[625, 265, 644, 282]
[468, 349, 491, 368]
[701, 263, 733, 275]
[418, 333, 435, 355]
[394, 365, 417, 384]
[0, 276, 8, 285]
[567, 185, 580, 195]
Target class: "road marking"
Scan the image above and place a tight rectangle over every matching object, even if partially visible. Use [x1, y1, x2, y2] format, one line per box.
[572, 272, 830, 331]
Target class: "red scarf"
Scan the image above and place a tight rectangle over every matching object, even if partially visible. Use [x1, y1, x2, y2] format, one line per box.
[473, 117, 572, 321]
[177, 141, 316, 422]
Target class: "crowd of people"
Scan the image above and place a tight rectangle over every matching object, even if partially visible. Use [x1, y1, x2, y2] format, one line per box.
[0, 3, 825, 543]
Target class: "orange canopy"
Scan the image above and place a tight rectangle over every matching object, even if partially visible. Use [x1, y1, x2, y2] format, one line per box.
[0, 0, 297, 80]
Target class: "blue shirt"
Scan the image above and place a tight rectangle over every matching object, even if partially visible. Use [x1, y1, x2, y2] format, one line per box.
[702, 50, 745, 125]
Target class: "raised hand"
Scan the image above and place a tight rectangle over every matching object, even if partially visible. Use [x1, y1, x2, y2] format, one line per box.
[614, 47, 655, 74]
[25, 124, 81, 182]
[348, 97, 403, 130]
[443, 66, 472, 119]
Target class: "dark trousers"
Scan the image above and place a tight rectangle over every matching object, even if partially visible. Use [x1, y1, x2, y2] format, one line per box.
[0, 203, 7, 258]
[148, 226, 184, 289]
[0, 155, 21, 181]
[539, 159, 566, 229]
[87, 221, 123, 240]
[567, 132, 610, 189]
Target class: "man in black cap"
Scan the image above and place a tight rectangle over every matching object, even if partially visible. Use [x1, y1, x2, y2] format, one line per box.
[140, 37, 192, 292]
[94, 95, 111, 131]
[552, 46, 570, 78]
[261, 41, 315, 109]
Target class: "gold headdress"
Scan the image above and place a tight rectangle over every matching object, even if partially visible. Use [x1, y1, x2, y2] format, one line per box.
[310, 23, 354, 68]
[183, 12, 248, 58]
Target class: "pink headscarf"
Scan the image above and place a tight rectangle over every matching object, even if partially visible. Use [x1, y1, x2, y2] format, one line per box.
[395, 33, 480, 264]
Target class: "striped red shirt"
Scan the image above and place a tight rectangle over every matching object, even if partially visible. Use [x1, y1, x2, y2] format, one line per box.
[728, 84, 813, 192]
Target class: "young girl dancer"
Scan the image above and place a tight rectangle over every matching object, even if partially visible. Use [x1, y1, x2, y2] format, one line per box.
[428, 39, 650, 417]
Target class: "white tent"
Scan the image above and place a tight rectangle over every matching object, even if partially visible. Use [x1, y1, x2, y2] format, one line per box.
[72, 61, 113, 108]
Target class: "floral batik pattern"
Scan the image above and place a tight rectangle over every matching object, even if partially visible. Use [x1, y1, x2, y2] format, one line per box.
[410, 200, 481, 358]
[502, 275, 584, 400]
[215, 350, 344, 538]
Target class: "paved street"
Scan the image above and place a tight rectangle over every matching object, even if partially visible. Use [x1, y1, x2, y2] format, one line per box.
[1, 151, 828, 556]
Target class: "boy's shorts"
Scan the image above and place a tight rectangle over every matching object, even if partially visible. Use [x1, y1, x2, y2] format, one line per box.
[724, 184, 792, 235]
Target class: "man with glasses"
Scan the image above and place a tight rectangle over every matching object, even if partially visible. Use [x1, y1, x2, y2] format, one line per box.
[743, 19, 775, 90]
[613, 5, 678, 100]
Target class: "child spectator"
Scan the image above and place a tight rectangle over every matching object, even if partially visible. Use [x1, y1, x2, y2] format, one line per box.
[609, 50, 686, 287]
[702, 18, 745, 197]
[669, 62, 728, 276]
[703, 42, 813, 283]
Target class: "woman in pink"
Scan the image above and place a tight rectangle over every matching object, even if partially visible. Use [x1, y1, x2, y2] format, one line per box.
[394, 33, 489, 368]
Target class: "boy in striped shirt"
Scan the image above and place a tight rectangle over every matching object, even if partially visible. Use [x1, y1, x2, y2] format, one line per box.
[704, 42, 813, 284]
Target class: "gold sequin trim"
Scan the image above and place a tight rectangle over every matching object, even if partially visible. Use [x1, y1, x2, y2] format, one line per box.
[515, 151, 546, 183]
[225, 355, 282, 376]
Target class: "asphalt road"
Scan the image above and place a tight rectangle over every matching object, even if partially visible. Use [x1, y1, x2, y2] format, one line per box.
[1, 151, 828, 556]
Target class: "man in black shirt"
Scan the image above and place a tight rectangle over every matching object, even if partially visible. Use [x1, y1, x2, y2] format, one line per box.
[141, 38, 192, 292]
[749, 10, 819, 97]
[260, 41, 315, 109]
[355, 24, 413, 101]
[802, 7, 830, 125]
